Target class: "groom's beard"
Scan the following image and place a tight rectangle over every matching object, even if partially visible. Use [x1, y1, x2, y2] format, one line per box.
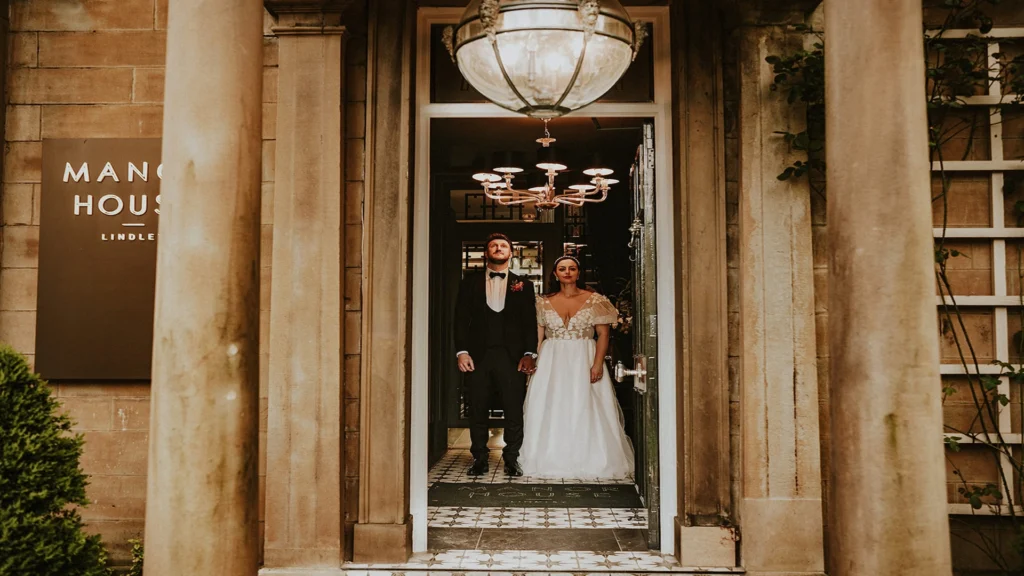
[487, 256, 509, 267]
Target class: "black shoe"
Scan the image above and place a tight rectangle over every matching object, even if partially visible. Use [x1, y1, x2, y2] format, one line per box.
[468, 457, 489, 476]
[503, 458, 523, 477]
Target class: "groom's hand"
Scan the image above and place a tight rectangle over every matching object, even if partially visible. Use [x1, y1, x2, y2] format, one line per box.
[457, 353, 475, 372]
[518, 356, 536, 375]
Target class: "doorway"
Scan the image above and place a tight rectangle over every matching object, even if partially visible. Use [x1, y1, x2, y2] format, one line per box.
[409, 6, 677, 560]
[418, 114, 665, 570]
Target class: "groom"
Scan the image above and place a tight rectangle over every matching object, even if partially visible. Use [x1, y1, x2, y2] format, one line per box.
[454, 232, 538, 477]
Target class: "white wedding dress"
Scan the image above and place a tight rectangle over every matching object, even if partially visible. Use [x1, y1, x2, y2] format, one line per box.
[521, 292, 635, 480]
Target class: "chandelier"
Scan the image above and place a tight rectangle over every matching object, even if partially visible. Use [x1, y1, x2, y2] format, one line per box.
[443, 0, 646, 119]
[472, 120, 616, 211]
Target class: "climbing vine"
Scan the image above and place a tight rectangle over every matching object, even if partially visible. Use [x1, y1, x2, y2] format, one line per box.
[768, 1, 1024, 573]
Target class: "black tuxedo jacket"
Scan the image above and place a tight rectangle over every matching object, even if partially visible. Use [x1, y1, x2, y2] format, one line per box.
[454, 270, 539, 361]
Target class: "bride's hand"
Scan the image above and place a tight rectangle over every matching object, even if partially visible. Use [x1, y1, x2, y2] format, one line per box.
[590, 362, 603, 384]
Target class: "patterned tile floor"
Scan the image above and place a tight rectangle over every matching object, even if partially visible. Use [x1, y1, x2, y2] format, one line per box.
[429, 448, 635, 485]
[343, 550, 689, 572]
[428, 506, 647, 529]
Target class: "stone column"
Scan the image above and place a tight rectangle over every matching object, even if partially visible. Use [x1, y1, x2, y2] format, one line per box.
[738, 26, 824, 576]
[143, 1, 264, 575]
[352, 0, 412, 563]
[824, 1, 952, 575]
[262, 2, 346, 569]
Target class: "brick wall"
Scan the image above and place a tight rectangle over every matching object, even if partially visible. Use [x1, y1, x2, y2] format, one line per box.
[0, 0, 376, 566]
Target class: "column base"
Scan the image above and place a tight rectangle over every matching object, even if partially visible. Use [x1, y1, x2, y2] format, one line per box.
[263, 548, 342, 569]
[675, 518, 738, 568]
[352, 520, 412, 564]
[740, 498, 824, 574]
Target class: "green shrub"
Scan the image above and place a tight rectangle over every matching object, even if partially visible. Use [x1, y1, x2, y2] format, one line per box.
[0, 345, 111, 576]
[126, 538, 143, 576]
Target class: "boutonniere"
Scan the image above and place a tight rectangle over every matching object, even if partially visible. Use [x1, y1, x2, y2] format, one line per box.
[510, 281, 525, 292]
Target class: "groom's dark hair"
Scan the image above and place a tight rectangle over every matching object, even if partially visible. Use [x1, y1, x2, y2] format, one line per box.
[487, 232, 512, 248]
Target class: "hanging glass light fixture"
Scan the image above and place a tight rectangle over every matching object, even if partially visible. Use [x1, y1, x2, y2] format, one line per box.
[443, 0, 647, 119]
[472, 120, 615, 211]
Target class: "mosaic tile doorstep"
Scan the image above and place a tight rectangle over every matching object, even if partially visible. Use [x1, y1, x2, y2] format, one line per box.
[342, 550, 688, 572]
[429, 449, 635, 486]
[428, 506, 648, 529]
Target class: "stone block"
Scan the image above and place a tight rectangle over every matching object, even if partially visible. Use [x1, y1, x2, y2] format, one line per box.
[259, 430, 268, 476]
[345, 138, 364, 181]
[0, 267, 38, 311]
[344, 354, 360, 400]
[10, 32, 38, 67]
[9, 68, 133, 104]
[263, 67, 278, 103]
[262, 140, 276, 182]
[261, 182, 274, 225]
[346, 101, 365, 139]
[6, 105, 41, 140]
[81, 474, 147, 521]
[813, 268, 828, 313]
[346, 64, 366, 102]
[12, 0, 157, 31]
[78, 431, 149, 476]
[260, 265, 272, 312]
[83, 519, 145, 563]
[259, 309, 270, 356]
[344, 311, 360, 355]
[1, 225, 40, 268]
[262, 102, 276, 140]
[345, 181, 363, 223]
[60, 397, 113, 430]
[4, 141, 42, 183]
[345, 224, 361, 267]
[344, 268, 361, 311]
[132, 68, 164, 103]
[344, 430, 359, 472]
[39, 31, 166, 67]
[261, 223, 274, 267]
[156, 0, 168, 29]
[259, 396, 268, 432]
[41, 105, 163, 138]
[263, 37, 279, 67]
[2, 184, 34, 225]
[113, 398, 150, 430]
[677, 524, 736, 567]
[741, 498, 824, 572]
[32, 184, 42, 225]
[344, 399, 359, 433]
[0, 311, 34, 356]
[57, 382, 150, 398]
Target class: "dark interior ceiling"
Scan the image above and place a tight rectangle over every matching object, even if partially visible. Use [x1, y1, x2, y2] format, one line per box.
[430, 116, 646, 187]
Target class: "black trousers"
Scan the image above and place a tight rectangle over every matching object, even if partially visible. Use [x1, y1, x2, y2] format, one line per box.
[467, 347, 526, 461]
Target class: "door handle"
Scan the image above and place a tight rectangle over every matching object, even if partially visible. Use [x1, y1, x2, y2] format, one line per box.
[614, 355, 648, 393]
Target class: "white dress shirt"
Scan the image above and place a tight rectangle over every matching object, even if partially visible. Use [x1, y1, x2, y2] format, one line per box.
[485, 267, 508, 312]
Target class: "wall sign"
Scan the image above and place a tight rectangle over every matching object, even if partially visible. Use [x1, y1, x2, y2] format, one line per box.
[36, 139, 162, 380]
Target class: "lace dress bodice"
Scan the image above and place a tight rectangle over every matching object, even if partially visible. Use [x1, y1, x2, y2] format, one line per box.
[536, 292, 619, 340]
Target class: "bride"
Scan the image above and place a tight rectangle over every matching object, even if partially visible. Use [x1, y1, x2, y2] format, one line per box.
[521, 255, 635, 480]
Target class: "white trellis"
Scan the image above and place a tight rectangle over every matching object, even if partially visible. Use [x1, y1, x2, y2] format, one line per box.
[934, 27, 1024, 516]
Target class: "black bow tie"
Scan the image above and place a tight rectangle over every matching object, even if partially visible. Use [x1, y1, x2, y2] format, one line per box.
[489, 271, 506, 280]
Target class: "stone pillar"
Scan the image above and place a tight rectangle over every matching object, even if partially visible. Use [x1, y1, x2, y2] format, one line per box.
[824, 1, 952, 575]
[262, 2, 346, 569]
[737, 26, 824, 576]
[352, 0, 412, 563]
[143, 1, 264, 575]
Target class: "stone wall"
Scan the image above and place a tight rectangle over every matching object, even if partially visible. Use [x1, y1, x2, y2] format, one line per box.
[0, 0, 368, 565]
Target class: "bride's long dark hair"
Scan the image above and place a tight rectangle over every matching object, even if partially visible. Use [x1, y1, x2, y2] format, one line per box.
[546, 255, 590, 295]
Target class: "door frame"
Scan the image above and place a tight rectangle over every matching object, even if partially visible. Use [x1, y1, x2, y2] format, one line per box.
[409, 5, 677, 554]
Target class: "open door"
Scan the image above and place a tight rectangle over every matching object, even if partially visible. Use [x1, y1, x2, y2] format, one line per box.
[614, 121, 659, 548]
